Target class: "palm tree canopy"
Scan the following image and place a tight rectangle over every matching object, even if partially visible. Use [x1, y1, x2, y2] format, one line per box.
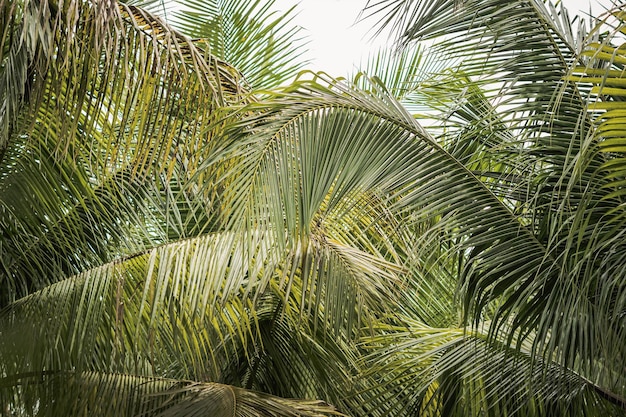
[1, 0, 626, 415]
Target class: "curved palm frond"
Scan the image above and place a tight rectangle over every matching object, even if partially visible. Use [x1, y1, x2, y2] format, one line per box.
[213, 71, 557, 328]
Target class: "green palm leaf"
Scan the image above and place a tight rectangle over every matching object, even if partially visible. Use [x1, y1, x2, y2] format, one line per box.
[0, 371, 342, 416]
[171, 0, 309, 89]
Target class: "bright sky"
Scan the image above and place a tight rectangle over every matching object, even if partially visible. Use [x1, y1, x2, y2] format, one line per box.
[271, 0, 616, 76]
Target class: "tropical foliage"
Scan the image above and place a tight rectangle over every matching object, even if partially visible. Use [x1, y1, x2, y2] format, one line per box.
[1, 0, 626, 415]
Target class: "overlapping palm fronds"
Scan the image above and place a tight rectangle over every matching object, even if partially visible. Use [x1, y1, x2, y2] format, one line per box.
[3, 0, 626, 415]
[356, 0, 626, 415]
[0, 0, 342, 415]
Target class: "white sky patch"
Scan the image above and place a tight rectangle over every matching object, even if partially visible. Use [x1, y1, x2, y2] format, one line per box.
[271, 0, 616, 76]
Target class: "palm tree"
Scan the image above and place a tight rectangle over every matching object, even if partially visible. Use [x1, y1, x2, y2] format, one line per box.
[1, 0, 626, 416]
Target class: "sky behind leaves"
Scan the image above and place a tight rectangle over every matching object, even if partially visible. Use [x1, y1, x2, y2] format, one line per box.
[271, 0, 615, 75]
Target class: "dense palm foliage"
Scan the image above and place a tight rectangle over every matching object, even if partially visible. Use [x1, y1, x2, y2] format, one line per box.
[1, 0, 626, 415]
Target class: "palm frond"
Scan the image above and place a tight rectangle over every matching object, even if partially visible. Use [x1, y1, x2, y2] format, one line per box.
[0, 231, 276, 380]
[0, 371, 343, 416]
[352, 44, 446, 100]
[171, 0, 309, 89]
[0, 228, 373, 415]
[4, 0, 626, 415]
[360, 318, 625, 416]
[0, 0, 247, 305]
[0, 0, 53, 154]
[362, 1, 626, 398]
[207, 74, 579, 372]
